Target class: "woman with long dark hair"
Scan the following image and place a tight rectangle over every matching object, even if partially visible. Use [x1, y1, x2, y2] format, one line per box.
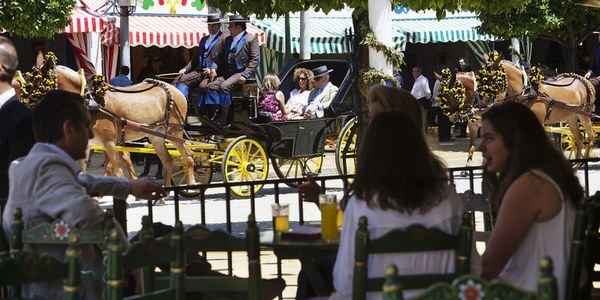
[479, 102, 582, 299]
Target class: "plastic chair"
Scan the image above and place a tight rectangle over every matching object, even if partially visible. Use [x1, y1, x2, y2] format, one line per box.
[0, 233, 82, 300]
[383, 257, 558, 300]
[352, 212, 473, 300]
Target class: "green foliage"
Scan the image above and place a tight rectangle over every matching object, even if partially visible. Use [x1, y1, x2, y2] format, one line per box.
[359, 68, 398, 90]
[359, 25, 404, 68]
[0, 0, 75, 39]
[477, 0, 600, 46]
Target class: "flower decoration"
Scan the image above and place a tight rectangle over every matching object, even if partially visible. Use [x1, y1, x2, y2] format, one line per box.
[475, 52, 507, 101]
[54, 220, 70, 240]
[529, 66, 543, 85]
[458, 280, 484, 300]
[437, 68, 466, 118]
[17, 52, 58, 108]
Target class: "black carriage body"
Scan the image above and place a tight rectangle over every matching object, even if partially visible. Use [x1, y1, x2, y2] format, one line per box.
[269, 118, 337, 158]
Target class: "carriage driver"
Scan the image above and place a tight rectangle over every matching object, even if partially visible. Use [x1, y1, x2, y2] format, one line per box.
[175, 14, 225, 120]
[208, 14, 260, 126]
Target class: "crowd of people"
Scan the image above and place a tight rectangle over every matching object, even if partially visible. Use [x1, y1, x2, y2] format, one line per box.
[0, 13, 587, 299]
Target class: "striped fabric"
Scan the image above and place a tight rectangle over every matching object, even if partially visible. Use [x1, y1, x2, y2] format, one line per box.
[252, 9, 496, 54]
[63, 2, 106, 33]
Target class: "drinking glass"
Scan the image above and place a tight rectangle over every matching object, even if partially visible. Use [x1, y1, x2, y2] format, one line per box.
[320, 194, 339, 241]
[271, 203, 290, 235]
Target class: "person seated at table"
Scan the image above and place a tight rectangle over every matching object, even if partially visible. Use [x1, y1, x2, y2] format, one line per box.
[285, 67, 314, 119]
[304, 65, 338, 119]
[479, 102, 582, 299]
[258, 74, 288, 121]
[330, 111, 478, 299]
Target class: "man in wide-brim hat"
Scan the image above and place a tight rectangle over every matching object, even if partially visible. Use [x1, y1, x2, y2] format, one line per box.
[304, 64, 339, 118]
[207, 14, 260, 126]
[175, 13, 225, 120]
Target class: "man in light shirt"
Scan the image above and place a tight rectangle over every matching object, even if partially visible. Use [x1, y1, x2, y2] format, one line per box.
[175, 14, 225, 119]
[410, 66, 431, 129]
[0, 36, 35, 207]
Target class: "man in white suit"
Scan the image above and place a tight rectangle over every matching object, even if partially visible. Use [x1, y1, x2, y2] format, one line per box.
[304, 65, 339, 118]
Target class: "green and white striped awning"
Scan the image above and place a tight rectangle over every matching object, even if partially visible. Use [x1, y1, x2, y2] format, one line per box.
[251, 16, 354, 54]
[252, 9, 496, 54]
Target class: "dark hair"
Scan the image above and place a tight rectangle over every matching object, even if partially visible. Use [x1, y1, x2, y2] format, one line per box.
[0, 36, 18, 82]
[350, 111, 448, 214]
[481, 102, 582, 206]
[119, 65, 130, 75]
[33, 90, 86, 143]
[234, 22, 247, 30]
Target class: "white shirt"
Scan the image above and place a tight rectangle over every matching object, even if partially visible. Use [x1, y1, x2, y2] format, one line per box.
[0, 88, 16, 110]
[332, 184, 481, 300]
[411, 74, 431, 100]
[230, 31, 244, 50]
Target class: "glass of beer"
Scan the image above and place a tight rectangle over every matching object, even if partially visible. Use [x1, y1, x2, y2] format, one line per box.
[320, 194, 339, 241]
[271, 203, 290, 236]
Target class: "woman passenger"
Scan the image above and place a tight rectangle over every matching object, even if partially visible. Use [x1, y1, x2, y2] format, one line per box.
[479, 101, 582, 299]
[257, 74, 288, 121]
[285, 68, 314, 119]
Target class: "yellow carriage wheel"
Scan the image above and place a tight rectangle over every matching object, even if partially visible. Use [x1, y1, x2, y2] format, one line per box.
[171, 155, 213, 197]
[272, 155, 324, 188]
[222, 136, 268, 197]
[335, 117, 358, 177]
[559, 133, 576, 160]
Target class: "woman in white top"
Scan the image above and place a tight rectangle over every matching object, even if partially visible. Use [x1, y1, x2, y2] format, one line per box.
[285, 68, 314, 119]
[332, 108, 470, 300]
[479, 102, 583, 299]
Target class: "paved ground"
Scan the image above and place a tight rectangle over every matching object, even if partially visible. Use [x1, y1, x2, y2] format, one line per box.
[86, 130, 600, 299]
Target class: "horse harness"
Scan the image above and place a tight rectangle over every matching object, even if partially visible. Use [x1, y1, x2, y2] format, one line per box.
[86, 78, 187, 146]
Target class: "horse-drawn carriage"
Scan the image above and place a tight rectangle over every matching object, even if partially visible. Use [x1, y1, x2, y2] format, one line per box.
[17, 54, 359, 197]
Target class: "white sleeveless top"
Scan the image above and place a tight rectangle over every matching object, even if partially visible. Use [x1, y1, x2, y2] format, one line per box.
[498, 169, 575, 299]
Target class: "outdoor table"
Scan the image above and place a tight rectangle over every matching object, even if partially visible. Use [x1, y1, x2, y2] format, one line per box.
[260, 230, 339, 296]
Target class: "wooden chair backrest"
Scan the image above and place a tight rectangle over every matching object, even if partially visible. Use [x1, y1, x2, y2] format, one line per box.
[106, 215, 179, 300]
[384, 257, 558, 300]
[458, 190, 494, 242]
[0, 234, 81, 300]
[163, 214, 262, 300]
[353, 212, 473, 300]
[566, 192, 600, 299]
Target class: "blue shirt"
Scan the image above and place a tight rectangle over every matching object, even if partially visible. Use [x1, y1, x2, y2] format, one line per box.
[109, 75, 133, 87]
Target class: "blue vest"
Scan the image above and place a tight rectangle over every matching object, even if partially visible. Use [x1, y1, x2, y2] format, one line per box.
[198, 31, 222, 69]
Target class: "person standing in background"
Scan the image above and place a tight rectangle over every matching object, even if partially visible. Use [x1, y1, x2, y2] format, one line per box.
[0, 36, 35, 209]
[109, 66, 133, 87]
[410, 66, 431, 130]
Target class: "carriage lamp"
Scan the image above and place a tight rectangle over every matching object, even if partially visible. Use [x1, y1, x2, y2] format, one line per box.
[572, 0, 600, 7]
[117, 0, 137, 16]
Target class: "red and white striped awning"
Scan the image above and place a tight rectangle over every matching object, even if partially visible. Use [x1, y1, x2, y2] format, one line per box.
[125, 15, 266, 49]
[62, 1, 106, 33]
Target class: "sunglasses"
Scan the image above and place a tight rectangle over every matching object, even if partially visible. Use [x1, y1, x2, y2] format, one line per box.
[314, 76, 324, 81]
[298, 77, 308, 81]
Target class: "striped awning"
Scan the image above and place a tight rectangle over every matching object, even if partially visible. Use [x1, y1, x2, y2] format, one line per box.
[113, 15, 265, 49]
[253, 9, 496, 54]
[62, 1, 106, 33]
[393, 16, 496, 45]
[251, 16, 353, 54]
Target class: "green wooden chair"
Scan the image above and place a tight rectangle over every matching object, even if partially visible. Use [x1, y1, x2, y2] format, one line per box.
[566, 192, 600, 300]
[0, 233, 82, 300]
[353, 212, 473, 300]
[105, 215, 180, 300]
[10, 207, 115, 297]
[159, 214, 267, 300]
[383, 257, 558, 300]
[458, 190, 494, 242]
